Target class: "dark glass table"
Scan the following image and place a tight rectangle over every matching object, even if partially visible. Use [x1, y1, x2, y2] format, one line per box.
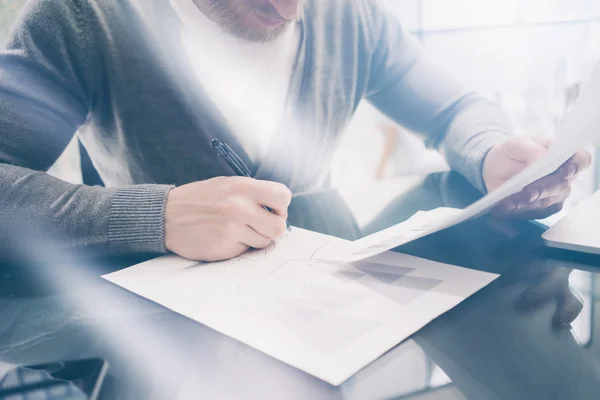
[1, 172, 599, 399]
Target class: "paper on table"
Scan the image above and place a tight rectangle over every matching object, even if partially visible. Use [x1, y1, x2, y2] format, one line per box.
[317, 60, 600, 264]
[103, 227, 498, 386]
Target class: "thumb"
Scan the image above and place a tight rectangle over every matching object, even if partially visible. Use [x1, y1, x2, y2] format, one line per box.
[502, 136, 548, 165]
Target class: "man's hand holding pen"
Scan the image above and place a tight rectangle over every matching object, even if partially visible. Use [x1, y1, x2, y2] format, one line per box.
[164, 176, 292, 261]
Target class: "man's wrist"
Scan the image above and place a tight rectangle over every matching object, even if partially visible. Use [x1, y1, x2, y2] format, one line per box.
[107, 184, 174, 255]
[464, 133, 509, 193]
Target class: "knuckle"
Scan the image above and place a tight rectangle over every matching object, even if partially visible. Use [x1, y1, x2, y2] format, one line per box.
[538, 197, 551, 209]
[576, 150, 592, 167]
[535, 197, 550, 209]
[525, 187, 538, 200]
[228, 176, 251, 191]
[274, 218, 287, 237]
[273, 183, 292, 205]
[265, 218, 286, 240]
[215, 176, 236, 195]
[280, 185, 293, 203]
[218, 176, 251, 194]
[215, 176, 243, 195]
[238, 176, 256, 190]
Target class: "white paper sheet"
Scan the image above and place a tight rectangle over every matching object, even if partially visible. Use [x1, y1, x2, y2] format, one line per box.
[103, 228, 498, 385]
[318, 60, 600, 264]
[314, 207, 463, 263]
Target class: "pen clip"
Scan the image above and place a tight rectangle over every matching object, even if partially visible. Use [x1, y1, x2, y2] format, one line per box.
[211, 139, 253, 177]
[221, 142, 252, 177]
[210, 139, 229, 158]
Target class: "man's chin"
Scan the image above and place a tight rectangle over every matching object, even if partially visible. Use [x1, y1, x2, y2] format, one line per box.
[233, 14, 291, 42]
[196, 0, 299, 43]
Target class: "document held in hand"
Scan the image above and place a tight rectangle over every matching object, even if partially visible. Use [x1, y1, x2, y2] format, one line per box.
[317, 60, 600, 264]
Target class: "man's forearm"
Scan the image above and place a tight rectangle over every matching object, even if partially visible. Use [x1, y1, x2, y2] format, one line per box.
[0, 163, 172, 262]
[438, 93, 513, 192]
[368, 54, 512, 192]
[365, 1, 513, 191]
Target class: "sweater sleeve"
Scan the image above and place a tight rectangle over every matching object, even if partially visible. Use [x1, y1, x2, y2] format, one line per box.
[364, 0, 513, 192]
[0, 0, 172, 262]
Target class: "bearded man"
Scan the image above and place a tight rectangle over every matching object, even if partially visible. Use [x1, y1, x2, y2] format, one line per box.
[0, 0, 590, 262]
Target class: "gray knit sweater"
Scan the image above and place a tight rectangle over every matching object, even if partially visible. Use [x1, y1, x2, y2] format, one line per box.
[0, 0, 512, 259]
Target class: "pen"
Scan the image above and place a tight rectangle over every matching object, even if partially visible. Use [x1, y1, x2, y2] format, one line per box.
[211, 139, 292, 231]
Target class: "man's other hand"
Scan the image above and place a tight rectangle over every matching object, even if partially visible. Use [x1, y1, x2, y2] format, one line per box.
[483, 136, 591, 220]
[164, 177, 292, 261]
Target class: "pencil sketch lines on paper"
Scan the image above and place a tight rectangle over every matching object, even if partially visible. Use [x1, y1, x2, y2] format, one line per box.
[235, 240, 333, 293]
[260, 241, 277, 259]
[182, 256, 245, 275]
[181, 252, 260, 276]
[238, 255, 259, 263]
[310, 241, 331, 261]
[247, 230, 292, 260]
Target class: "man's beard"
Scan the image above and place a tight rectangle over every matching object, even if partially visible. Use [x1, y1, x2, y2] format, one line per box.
[201, 0, 301, 43]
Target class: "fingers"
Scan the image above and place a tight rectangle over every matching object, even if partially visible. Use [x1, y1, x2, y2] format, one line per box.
[234, 178, 292, 218]
[165, 177, 291, 262]
[560, 150, 592, 179]
[520, 149, 590, 196]
[257, 183, 292, 218]
[495, 193, 568, 220]
[510, 172, 571, 207]
[220, 196, 287, 240]
[238, 225, 273, 249]
[493, 150, 591, 220]
[246, 204, 288, 240]
[202, 242, 249, 262]
[217, 177, 290, 241]
[493, 202, 565, 220]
